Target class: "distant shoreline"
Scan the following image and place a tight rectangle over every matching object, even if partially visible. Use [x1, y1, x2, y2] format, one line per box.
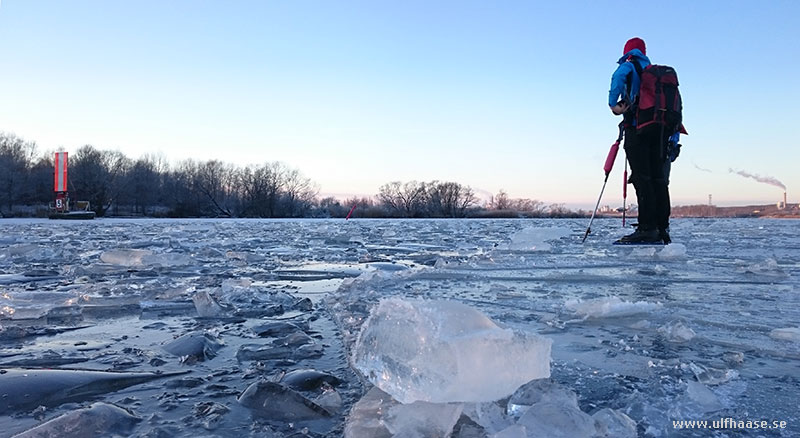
[1, 202, 797, 220]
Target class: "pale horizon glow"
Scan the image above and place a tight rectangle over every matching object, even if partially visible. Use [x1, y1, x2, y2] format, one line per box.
[1, 1, 797, 209]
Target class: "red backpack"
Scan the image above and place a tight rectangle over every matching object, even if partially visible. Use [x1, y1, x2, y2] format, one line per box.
[632, 63, 683, 133]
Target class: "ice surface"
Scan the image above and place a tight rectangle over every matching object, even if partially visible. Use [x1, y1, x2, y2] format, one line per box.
[564, 296, 662, 319]
[1, 217, 799, 438]
[516, 402, 596, 438]
[592, 408, 637, 438]
[770, 327, 800, 342]
[629, 247, 657, 257]
[143, 252, 193, 267]
[225, 251, 266, 263]
[352, 298, 552, 404]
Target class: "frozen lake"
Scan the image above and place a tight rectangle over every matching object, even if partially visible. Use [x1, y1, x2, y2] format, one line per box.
[0, 218, 798, 437]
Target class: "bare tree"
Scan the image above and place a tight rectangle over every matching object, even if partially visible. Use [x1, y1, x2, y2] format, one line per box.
[0, 132, 37, 214]
[125, 156, 160, 215]
[70, 145, 129, 216]
[282, 167, 318, 217]
[239, 162, 318, 217]
[492, 190, 511, 210]
[547, 203, 569, 217]
[378, 181, 427, 217]
[426, 181, 478, 217]
[27, 155, 54, 206]
[343, 196, 386, 218]
[317, 196, 349, 217]
[513, 198, 546, 216]
[196, 160, 236, 217]
[262, 162, 286, 217]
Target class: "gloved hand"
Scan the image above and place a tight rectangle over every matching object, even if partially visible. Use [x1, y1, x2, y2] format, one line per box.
[667, 141, 681, 162]
[611, 102, 629, 115]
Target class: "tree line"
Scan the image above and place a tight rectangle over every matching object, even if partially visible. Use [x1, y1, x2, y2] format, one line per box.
[0, 132, 584, 218]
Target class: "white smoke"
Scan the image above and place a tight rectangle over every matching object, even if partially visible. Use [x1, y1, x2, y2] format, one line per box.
[728, 168, 786, 190]
[693, 163, 712, 173]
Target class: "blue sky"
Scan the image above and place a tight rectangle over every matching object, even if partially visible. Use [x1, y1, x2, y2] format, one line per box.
[0, 1, 798, 207]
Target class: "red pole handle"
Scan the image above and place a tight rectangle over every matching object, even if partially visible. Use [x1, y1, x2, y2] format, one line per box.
[603, 141, 620, 176]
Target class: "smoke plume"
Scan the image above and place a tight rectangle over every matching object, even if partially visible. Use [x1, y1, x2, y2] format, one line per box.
[728, 168, 786, 190]
[693, 162, 712, 173]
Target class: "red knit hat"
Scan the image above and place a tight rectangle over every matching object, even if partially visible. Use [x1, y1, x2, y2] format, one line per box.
[623, 37, 646, 55]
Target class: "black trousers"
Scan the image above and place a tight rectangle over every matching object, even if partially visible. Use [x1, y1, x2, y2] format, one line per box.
[624, 125, 671, 231]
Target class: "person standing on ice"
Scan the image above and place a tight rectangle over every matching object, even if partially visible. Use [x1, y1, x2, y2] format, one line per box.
[608, 37, 675, 244]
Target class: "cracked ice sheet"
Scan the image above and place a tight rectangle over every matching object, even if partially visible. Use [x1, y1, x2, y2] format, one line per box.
[0, 218, 798, 437]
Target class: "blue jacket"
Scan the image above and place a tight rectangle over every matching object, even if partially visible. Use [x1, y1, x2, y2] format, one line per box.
[608, 49, 651, 107]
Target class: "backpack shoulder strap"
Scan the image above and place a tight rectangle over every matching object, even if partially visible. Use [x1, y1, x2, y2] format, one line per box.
[630, 58, 644, 76]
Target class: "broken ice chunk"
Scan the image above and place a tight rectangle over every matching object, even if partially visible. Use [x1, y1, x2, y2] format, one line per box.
[384, 401, 463, 438]
[658, 320, 696, 343]
[491, 424, 527, 438]
[344, 387, 395, 438]
[685, 381, 723, 413]
[657, 243, 687, 259]
[516, 402, 596, 438]
[100, 249, 153, 267]
[506, 379, 578, 419]
[162, 332, 223, 362]
[500, 227, 570, 252]
[722, 351, 745, 367]
[463, 401, 514, 434]
[352, 298, 551, 404]
[237, 380, 331, 421]
[740, 258, 786, 277]
[592, 408, 637, 438]
[193, 290, 225, 317]
[770, 327, 800, 342]
[688, 362, 738, 385]
[313, 387, 343, 414]
[565, 296, 661, 319]
[12, 402, 140, 437]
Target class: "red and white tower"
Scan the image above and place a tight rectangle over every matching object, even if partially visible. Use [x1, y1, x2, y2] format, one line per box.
[54, 152, 68, 212]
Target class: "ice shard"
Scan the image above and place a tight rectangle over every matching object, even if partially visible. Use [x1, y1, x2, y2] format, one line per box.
[352, 298, 552, 404]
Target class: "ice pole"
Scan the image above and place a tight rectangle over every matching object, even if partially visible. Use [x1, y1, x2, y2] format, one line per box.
[581, 124, 625, 243]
